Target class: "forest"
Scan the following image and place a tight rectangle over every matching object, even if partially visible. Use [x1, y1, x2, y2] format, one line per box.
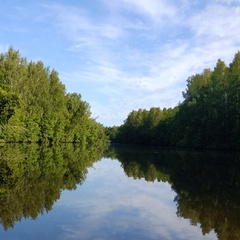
[106, 51, 240, 150]
[0, 48, 109, 148]
[1, 47, 240, 150]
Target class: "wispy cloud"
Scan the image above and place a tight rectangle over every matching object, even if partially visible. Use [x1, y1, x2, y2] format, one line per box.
[57, 159, 216, 240]
[103, 0, 177, 20]
[1, 0, 239, 125]
[43, 4, 124, 46]
[45, 0, 240, 125]
[189, 3, 240, 41]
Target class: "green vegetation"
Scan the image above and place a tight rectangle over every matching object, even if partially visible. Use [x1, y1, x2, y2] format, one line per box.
[107, 51, 240, 150]
[0, 47, 109, 147]
[0, 143, 104, 230]
[106, 145, 240, 240]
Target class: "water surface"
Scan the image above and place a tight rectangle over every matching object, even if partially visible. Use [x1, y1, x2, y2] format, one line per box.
[0, 144, 239, 239]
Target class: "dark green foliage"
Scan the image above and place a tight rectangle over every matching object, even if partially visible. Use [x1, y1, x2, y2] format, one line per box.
[115, 107, 178, 146]
[116, 51, 240, 150]
[0, 70, 19, 125]
[105, 145, 240, 240]
[0, 143, 105, 230]
[0, 89, 19, 125]
[104, 126, 119, 143]
[0, 47, 109, 147]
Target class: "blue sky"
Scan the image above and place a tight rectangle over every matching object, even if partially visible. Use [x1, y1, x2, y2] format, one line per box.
[1, 0, 240, 126]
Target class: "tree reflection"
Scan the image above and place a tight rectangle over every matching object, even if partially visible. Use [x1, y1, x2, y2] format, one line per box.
[105, 145, 172, 183]
[172, 151, 240, 240]
[0, 144, 104, 230]
[107, 145, 240, 240]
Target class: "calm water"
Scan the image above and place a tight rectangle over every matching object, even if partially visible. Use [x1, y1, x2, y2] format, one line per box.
[0, 144, 240, 240]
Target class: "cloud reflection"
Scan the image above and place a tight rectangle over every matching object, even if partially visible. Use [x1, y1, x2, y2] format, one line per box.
[57, 159, 216, 240]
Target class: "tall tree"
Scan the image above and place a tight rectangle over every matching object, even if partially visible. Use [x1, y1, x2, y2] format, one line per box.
[0, 47, 109, 146]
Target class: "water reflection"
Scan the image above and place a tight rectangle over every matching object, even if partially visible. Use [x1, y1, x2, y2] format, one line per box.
[107, 145, 240, 240]
[0, 144, 103, 230]
[0, 144, 239, 239]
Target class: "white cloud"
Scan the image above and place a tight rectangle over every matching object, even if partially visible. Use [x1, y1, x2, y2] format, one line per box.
[57, 159, 217, 240]
[44, 4, 124, 44]
[189, 4, 240, 40]
[216, 0, 240, 4]
[47, 1, 240, 125]
[2, 1, 240, 126]
[122, 0, 176, 19]
[102, 0, 177, 20]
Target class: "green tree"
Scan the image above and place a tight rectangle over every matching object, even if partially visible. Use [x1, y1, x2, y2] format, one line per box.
[64, 93, 90, 143]
[228, 52, 240, 148]
[0, 47, 109, 145]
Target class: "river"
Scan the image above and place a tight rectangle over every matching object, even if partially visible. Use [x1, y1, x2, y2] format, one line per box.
[0, 144, 239, 240]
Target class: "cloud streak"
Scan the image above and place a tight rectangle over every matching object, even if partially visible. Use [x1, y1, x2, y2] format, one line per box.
[1, 0, 240, 126]
[57, 158, 217, 240]
[45, 1, 239, 125]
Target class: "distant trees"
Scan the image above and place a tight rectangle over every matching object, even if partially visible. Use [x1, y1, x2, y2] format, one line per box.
[113, 107, 178, 146]
[0, 47, 109, 147]
[109, 51, 240, 150]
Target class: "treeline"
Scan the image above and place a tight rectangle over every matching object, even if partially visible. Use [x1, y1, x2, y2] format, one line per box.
[106, 51, 240, 150]
[0, 48, 109, 146]
[0, 143, 104, 230]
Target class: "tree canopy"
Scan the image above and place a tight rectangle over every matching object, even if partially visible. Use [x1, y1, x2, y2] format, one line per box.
[108, 51, 240, 150]
[0, 47, 109, 147]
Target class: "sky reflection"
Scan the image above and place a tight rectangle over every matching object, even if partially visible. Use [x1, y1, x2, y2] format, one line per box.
[55, 158, 217, 240]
